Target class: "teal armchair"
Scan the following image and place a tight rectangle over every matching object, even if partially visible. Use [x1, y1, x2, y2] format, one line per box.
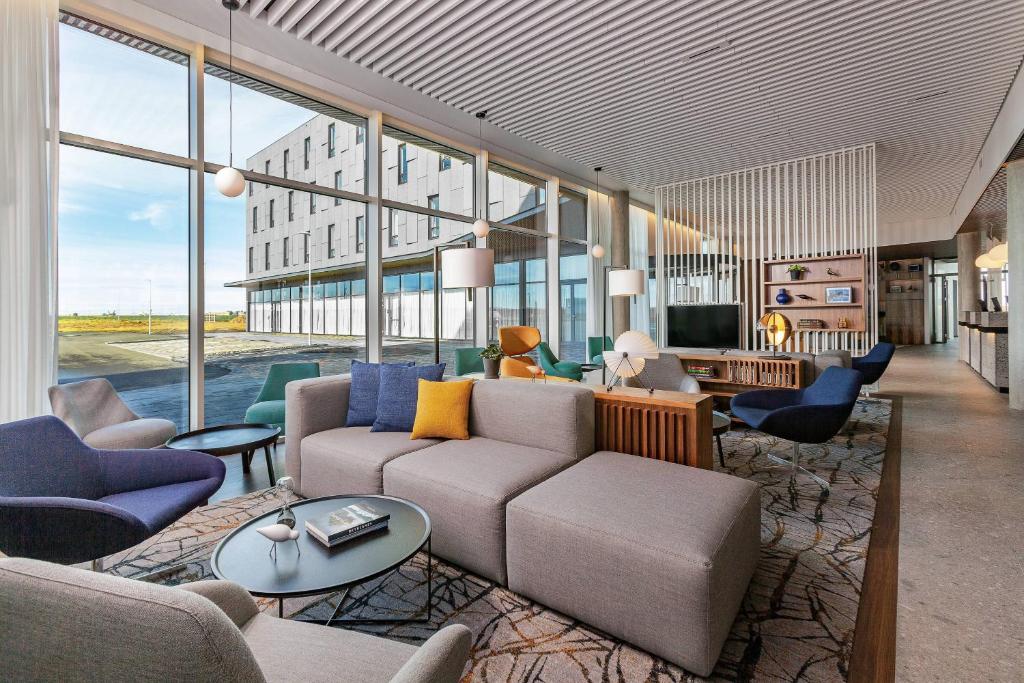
[454, 347, 485, 375]
[537, 342, 583, 381]
[587, 336, 613, 364]
[244, 362, 320, 434]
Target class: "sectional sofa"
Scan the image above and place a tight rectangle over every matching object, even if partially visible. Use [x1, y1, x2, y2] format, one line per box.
[285, 375, 760, 676]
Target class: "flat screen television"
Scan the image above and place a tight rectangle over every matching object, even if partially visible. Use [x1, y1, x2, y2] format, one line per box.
[666, 304, 741, 349]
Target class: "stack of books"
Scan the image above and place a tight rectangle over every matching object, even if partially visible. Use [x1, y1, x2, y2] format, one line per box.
[305, 502, 390, 548]
[797, 318, 826, 329]
[686, 365, 717, 379]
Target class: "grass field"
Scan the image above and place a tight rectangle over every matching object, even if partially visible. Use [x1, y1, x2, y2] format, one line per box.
[58, 315, 246, 334]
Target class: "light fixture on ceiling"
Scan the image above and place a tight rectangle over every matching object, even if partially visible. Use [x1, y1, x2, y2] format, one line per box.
[975, 252, 1003, 269]
[988, 242, 1009, 263]
[214, 0, 247, 198]
[471, 112, 490, 239]
[590, 167, 605, 258]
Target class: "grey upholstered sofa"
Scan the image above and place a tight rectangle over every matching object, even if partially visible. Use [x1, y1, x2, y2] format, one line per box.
[285, 374, 759, 675]
[0, 556, 471, 683]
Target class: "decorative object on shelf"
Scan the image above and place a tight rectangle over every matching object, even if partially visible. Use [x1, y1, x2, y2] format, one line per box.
[787, 264, 808, 281]
[603, 331, 659, 393]
[798, 319, 826, 329]
[907, 263, 922, 272]
[826, 267, 841, 277]
[686, 364, 717, 379]
[795, 293, 814, 300]
[214, 0, 247, 198]
[479, 343, 502, 379]
[775, 288, 792, 305]
[825, 286, 853, 304]
[838, 317, 850, 329]
[757, 312, 792, 360]
[889, 285, 903, 294]
[274, 477, 296, 529]
[888, 261, 901, 271]
[257, 523, 300, 560]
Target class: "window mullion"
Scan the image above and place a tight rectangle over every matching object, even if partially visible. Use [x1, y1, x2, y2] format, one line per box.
[188, 43, 205, 430]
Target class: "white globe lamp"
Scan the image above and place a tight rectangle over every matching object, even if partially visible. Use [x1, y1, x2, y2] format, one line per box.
[215, 166, 246, 197]
[472, 219, 490, 239]
[591, 243, 606, 259]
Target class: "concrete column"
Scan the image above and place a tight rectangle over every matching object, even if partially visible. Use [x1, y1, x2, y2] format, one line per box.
[610, 190, 630, 338]
[1007, 160, 1024, 409]
[956, 231, 981, 314]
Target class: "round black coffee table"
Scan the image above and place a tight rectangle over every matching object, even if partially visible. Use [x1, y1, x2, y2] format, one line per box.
[166, 424, 281, 484]
[211, 494, 432, 625]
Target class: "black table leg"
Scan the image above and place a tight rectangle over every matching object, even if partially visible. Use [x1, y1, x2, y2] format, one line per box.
[716, 434, 725, 468]
[241, 449, 252, 474]
[264, 445, 276, 484]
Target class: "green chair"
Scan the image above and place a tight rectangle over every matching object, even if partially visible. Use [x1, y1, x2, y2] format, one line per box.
[453, 347, 485, 376]
[244, 362, 320, 434]
[537, 342, 583, 381]
[587, 336, 613, 364]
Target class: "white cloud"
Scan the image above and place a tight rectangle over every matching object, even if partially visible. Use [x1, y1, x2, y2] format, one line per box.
[129, 201, 174, 229]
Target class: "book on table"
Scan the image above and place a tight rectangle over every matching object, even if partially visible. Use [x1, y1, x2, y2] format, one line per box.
[305, 502, 390, 548]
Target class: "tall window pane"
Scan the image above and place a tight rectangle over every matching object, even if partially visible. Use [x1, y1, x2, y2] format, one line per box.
[204, 176, 367, 429]
[558, 188, 587, 241]
[58, 146, 189, 430]
[559, 241, 588, 361]
[489, 230, 548, 341]
[382, 126, 474, 216]
[58, 16, 189, 156]
[488, 164, 546, 230]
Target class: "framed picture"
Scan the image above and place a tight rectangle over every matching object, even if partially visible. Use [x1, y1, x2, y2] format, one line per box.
[825, 286, 853, 304]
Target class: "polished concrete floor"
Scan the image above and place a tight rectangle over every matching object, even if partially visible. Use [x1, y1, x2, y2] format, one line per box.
[887, 342, 1024, 681]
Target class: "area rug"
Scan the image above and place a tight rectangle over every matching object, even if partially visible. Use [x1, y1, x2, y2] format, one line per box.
[102, 398, 892, 682]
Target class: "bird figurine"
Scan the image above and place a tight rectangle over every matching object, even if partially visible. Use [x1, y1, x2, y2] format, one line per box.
[257, 523, 301, 560]
[795, 294, 815, 300]
[826, 267, 841, 277]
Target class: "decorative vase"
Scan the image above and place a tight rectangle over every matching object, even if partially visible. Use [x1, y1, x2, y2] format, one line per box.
[483, 357, 500, 379]
[776, 288, 792, 305]
[789, 270, 802, 281]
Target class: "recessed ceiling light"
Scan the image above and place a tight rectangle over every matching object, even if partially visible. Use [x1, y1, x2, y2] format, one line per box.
[688, 40, 731, 61]
[911, 89, 950, 103]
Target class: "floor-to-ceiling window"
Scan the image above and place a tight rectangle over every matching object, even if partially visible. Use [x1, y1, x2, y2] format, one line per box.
[558, 188, 588, 360]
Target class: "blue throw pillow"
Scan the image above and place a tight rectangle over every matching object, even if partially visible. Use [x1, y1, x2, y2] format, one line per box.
[346, 361, 412, 427]
[371, 363, 446, 433]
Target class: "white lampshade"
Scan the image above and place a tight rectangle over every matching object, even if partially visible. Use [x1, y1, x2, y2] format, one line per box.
[472, 219, 490, 239]
[591, 243, 606, 259]
[441, 248, 495, 289]
[608, 268, 645, 297]
[975, 252, 1004, 269]
[613, 330, 659, 359]
[602, 351, 646, 378]
[989, 242, 1009, 262]
[214, 166, 246, 197]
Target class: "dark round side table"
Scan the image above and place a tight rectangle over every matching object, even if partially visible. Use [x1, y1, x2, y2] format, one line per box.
[166, 424, 281, 484]
[211, 494, 432, 626]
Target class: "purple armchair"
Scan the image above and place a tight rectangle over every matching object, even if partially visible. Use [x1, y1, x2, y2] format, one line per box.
[0, 416, 225, 565]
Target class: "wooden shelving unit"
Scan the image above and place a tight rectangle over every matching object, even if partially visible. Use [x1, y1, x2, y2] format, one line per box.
[762, 254, 867, 332]
[674, 353, 806, 414]
[878, 257, 927, 344]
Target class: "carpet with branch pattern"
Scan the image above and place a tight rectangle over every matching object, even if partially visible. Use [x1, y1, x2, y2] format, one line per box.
[102, 398, 892, 682]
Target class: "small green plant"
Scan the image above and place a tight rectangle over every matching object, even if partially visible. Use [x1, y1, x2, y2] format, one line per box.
[786, 264, 807, 273]
[479, 343, 503, 360]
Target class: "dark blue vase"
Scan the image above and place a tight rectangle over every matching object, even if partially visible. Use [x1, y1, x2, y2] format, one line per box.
[776, 288, 791, 305]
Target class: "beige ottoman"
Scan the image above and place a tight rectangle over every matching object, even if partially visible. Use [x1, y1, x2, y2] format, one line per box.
[505, 451, 760, 677]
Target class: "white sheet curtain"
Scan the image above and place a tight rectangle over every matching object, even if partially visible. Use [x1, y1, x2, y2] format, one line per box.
[628, 205, 653, 337]
[0, 0, 59, 422]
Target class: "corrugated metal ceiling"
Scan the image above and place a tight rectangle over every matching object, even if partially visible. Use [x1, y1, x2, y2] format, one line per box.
[235, 0, 1024, 227]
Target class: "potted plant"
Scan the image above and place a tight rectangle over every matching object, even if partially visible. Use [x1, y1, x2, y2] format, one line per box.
[787, 264, 807, 281]
[480, 343, 503, 379]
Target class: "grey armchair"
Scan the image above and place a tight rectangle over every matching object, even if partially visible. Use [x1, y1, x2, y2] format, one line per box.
[48, 378, 177, 449]
[0, 557, 472, 683]
[625, 353, 701, 393]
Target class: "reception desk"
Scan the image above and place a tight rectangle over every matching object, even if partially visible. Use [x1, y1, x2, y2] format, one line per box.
[959, 311, 1008, 391]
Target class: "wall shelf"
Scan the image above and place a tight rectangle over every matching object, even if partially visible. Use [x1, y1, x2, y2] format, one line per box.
[764, 277, 861, 285]
[762, 254, 867, 333]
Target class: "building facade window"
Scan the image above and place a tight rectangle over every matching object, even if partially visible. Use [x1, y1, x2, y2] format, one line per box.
[334, 170, 342, 205]
[356, 216, 365, 253]
[439, 155, 451, 171]
[283, 236, 290, 266]
[309, 193, 316, 215]
[264, 159, 270, 186]
[428, 194, 440, 239]
[264, 242, 270, 270]
[303, 233, 310, 263]
[356, 124, 364, 145]
[303, 136, 310, 170]
[269, 199, 275, 227]
[327, 123, 336, 158]
[287, 191, 294, 221]
[248, 246, 253, 273]
[283, 149, 289, 179]
[248, 171, 253, 196]
[388, 208, 399, 246]
[398, 143, 409, 184]
[328, 224, 336, 258]
[252, 206, 257, 233]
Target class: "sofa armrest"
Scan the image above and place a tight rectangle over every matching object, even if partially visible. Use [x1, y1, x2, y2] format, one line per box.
[389, 624, 472, 683]
[285, 374, 351, 495]
[176, 580, 259, 628]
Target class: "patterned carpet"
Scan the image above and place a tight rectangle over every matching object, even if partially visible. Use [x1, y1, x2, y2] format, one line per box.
[102, 398, 892, 682]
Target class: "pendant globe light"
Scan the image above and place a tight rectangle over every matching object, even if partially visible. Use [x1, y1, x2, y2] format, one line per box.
[471, 112, 490, 239]
[215, 1, 246, 198]
[590, 167, 605, 258]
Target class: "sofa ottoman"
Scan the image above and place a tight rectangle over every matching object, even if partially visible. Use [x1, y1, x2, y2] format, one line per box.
[505, 451, 760, 676]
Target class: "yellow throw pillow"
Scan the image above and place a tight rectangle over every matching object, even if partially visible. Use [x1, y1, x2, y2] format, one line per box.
[410, 379, 474, 440]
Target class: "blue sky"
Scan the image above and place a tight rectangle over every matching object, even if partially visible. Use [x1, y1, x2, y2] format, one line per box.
[58, 24, 313, 315]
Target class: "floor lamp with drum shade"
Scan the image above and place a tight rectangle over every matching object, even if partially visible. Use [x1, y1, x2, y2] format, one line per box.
[436, 245, 494, 364]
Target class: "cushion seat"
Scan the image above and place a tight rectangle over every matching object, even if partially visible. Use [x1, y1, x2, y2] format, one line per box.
[244, 400, 286, 428]
[83, 418, 177, 450]
[506, 451, 760, 676]
[384, 437, 575, 584]
[99, 478, 223, 531]
[299, 426, 441, 498]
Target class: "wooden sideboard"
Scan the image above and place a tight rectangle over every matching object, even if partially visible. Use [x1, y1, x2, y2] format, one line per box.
[675, 353, 806, 405]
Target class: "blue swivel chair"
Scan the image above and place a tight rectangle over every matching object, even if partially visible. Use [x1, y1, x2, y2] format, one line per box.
[851, 342, 896, 393]
[731, 366, 863, 492]
[0, 416, 225, 568]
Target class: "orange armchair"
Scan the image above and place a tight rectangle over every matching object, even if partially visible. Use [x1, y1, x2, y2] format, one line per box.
[498, 326, 542, 378]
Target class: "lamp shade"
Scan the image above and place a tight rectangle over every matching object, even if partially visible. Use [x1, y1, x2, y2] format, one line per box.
[602, 352, 646, 378]
[989, 242, 1009, 262]
[608, 268, 645, 297]
[613, 330, 659, 359]
[214, 166, 246, 197]
[975, 252, 1004, 269]
[441, 248, 495, 288]
[758, 312, 792, 347]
